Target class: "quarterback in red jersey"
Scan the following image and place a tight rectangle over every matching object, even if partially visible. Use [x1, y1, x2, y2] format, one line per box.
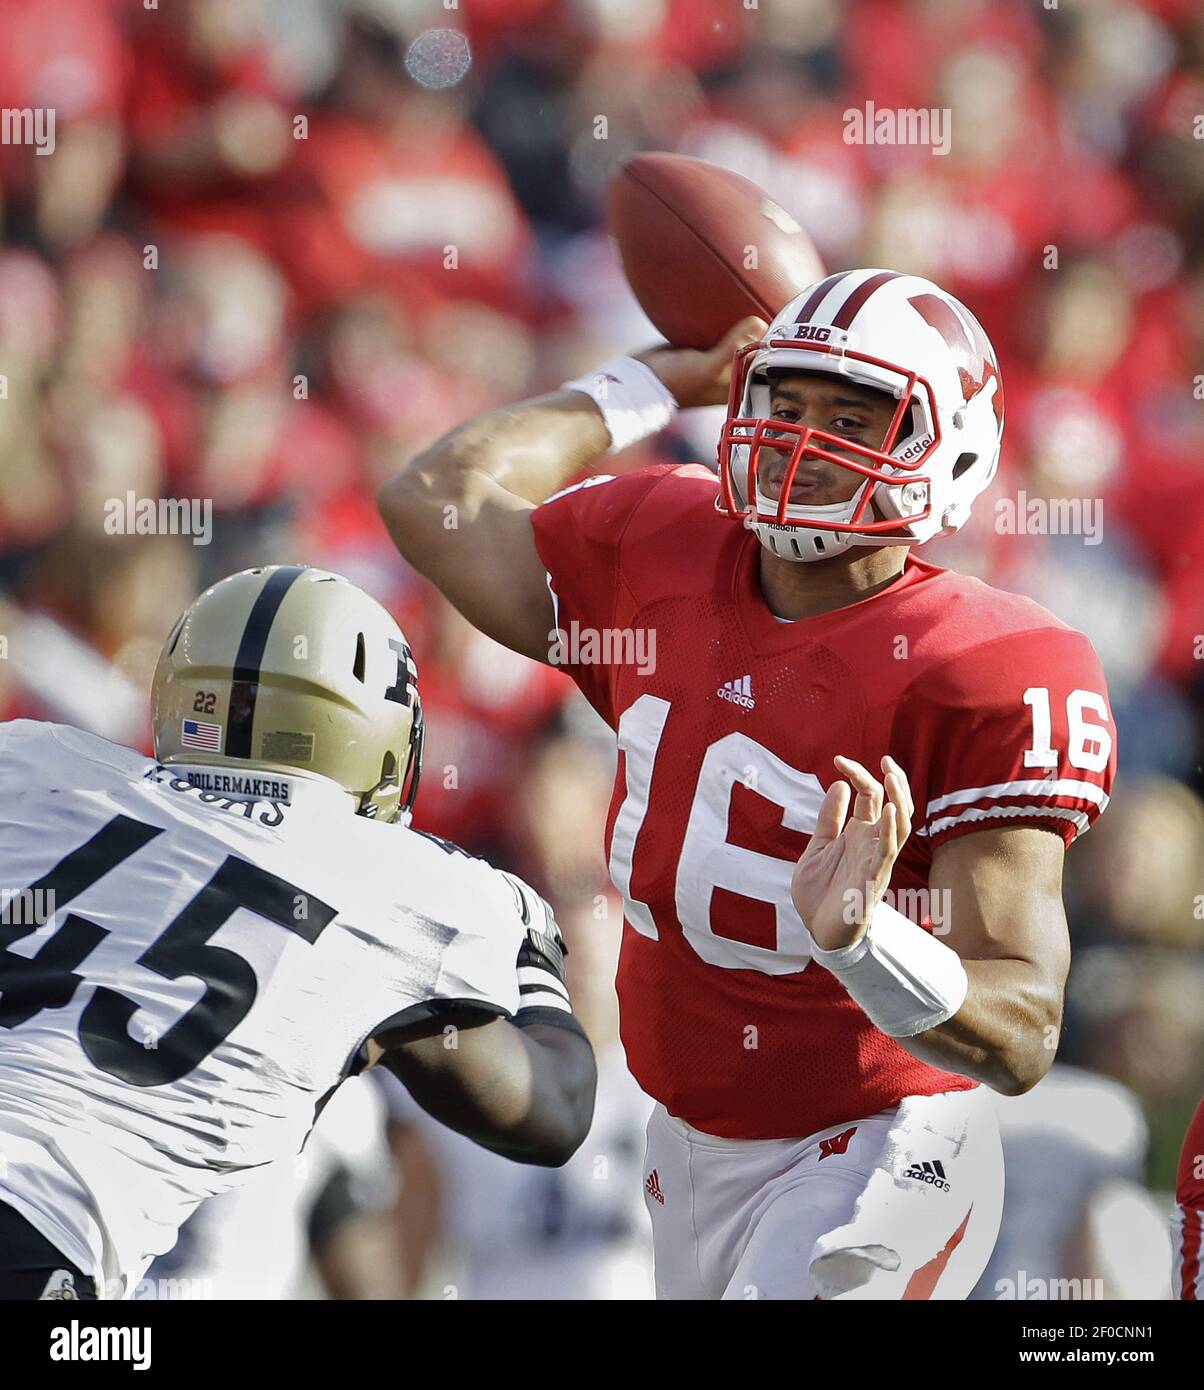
[378, 268, 1116, 1299]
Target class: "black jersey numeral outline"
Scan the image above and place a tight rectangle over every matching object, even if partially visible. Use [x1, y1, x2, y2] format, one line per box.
[0, 813, 337, 1085]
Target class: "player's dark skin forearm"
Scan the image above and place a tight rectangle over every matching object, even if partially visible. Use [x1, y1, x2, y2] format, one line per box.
[798, 766, 1073, 1098]
[388, 391, 612, 512]
[379, 1013, 598, 1166]
[375, 393, 610, 662]
[892, 826, 1069, 1096]
[900, 955, 1065, 1096]
[375, 321, 763, 663]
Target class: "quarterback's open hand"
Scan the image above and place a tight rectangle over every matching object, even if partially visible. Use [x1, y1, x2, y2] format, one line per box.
[791, 755, 914, 953]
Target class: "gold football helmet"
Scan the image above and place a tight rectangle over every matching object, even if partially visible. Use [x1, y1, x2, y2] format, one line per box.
[152, 565, 423, 822]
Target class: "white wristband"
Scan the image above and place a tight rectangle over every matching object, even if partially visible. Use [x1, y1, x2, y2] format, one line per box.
[809, 901, 968, 1038]
[562, 356, 677, 454]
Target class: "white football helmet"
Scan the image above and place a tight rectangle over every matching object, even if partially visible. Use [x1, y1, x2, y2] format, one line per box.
[716, 268, 1005, 561]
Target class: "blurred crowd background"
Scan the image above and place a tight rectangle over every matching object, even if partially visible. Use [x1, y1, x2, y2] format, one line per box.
[0, 0, 1201, 1298]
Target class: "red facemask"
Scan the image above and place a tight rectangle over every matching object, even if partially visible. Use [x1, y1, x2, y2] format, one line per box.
[715, 339, 943, 535]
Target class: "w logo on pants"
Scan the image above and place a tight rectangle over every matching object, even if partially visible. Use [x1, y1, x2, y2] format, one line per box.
[817, 1126, 858, 1161]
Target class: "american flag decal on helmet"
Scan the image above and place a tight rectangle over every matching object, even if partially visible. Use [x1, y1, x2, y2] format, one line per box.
[181, 718, 222, 751]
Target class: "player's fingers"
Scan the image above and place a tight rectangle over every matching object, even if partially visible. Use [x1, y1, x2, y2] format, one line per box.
[879, 800, 898, 864]
[884, 770, 912, 845]
[880, 755, 914, 820]
[833, 755, 882, 823]
[810, 779, 850, 845]
[712, 315, 768, 362]
[732, 314, 769, 344]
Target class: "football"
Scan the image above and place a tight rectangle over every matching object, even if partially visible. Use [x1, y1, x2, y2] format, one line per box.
[607, 152, 826, 349]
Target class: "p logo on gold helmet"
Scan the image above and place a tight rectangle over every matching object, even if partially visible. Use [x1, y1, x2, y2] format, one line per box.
[152, 565, 423, 823]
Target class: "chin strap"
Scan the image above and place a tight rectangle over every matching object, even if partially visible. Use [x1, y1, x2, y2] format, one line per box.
[752, 478, 870, 530]
[750, 477, 879, 561]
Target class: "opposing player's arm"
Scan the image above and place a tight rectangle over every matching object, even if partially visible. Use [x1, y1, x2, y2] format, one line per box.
[374, 1009, 597, 1167]
[374, 322, 763, 662]
[370, 868, 597, 1166]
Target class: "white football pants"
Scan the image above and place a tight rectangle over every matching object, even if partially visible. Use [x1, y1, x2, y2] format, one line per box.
[642, 1085, 1003, 1300]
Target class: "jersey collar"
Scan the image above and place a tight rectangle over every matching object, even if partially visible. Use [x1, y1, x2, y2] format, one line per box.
[733, 534, 935, 651]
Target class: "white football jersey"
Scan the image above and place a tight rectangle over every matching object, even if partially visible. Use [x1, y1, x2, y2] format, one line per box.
[138, 1074, 395, 1301]
[0, 720, 526, 1297]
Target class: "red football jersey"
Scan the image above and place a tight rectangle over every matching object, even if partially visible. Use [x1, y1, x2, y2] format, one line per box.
[531, 465, 1116, 1140]
[1174, 1097, 1204, 1300]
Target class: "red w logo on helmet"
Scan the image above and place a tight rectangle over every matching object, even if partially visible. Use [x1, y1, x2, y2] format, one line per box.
[909, 293, 1004, 427]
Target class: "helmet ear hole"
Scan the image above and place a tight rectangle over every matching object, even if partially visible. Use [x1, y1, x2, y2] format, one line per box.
[352, 633, 366, 683]
[952, 452, 978, 480]
[379, 749, 397, 786]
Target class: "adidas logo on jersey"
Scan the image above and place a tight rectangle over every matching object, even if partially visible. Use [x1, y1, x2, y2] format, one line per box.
[717, 675, 755, 709]
[903, 1159, 951, 1192]
[645, 1169, 665, 1205]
